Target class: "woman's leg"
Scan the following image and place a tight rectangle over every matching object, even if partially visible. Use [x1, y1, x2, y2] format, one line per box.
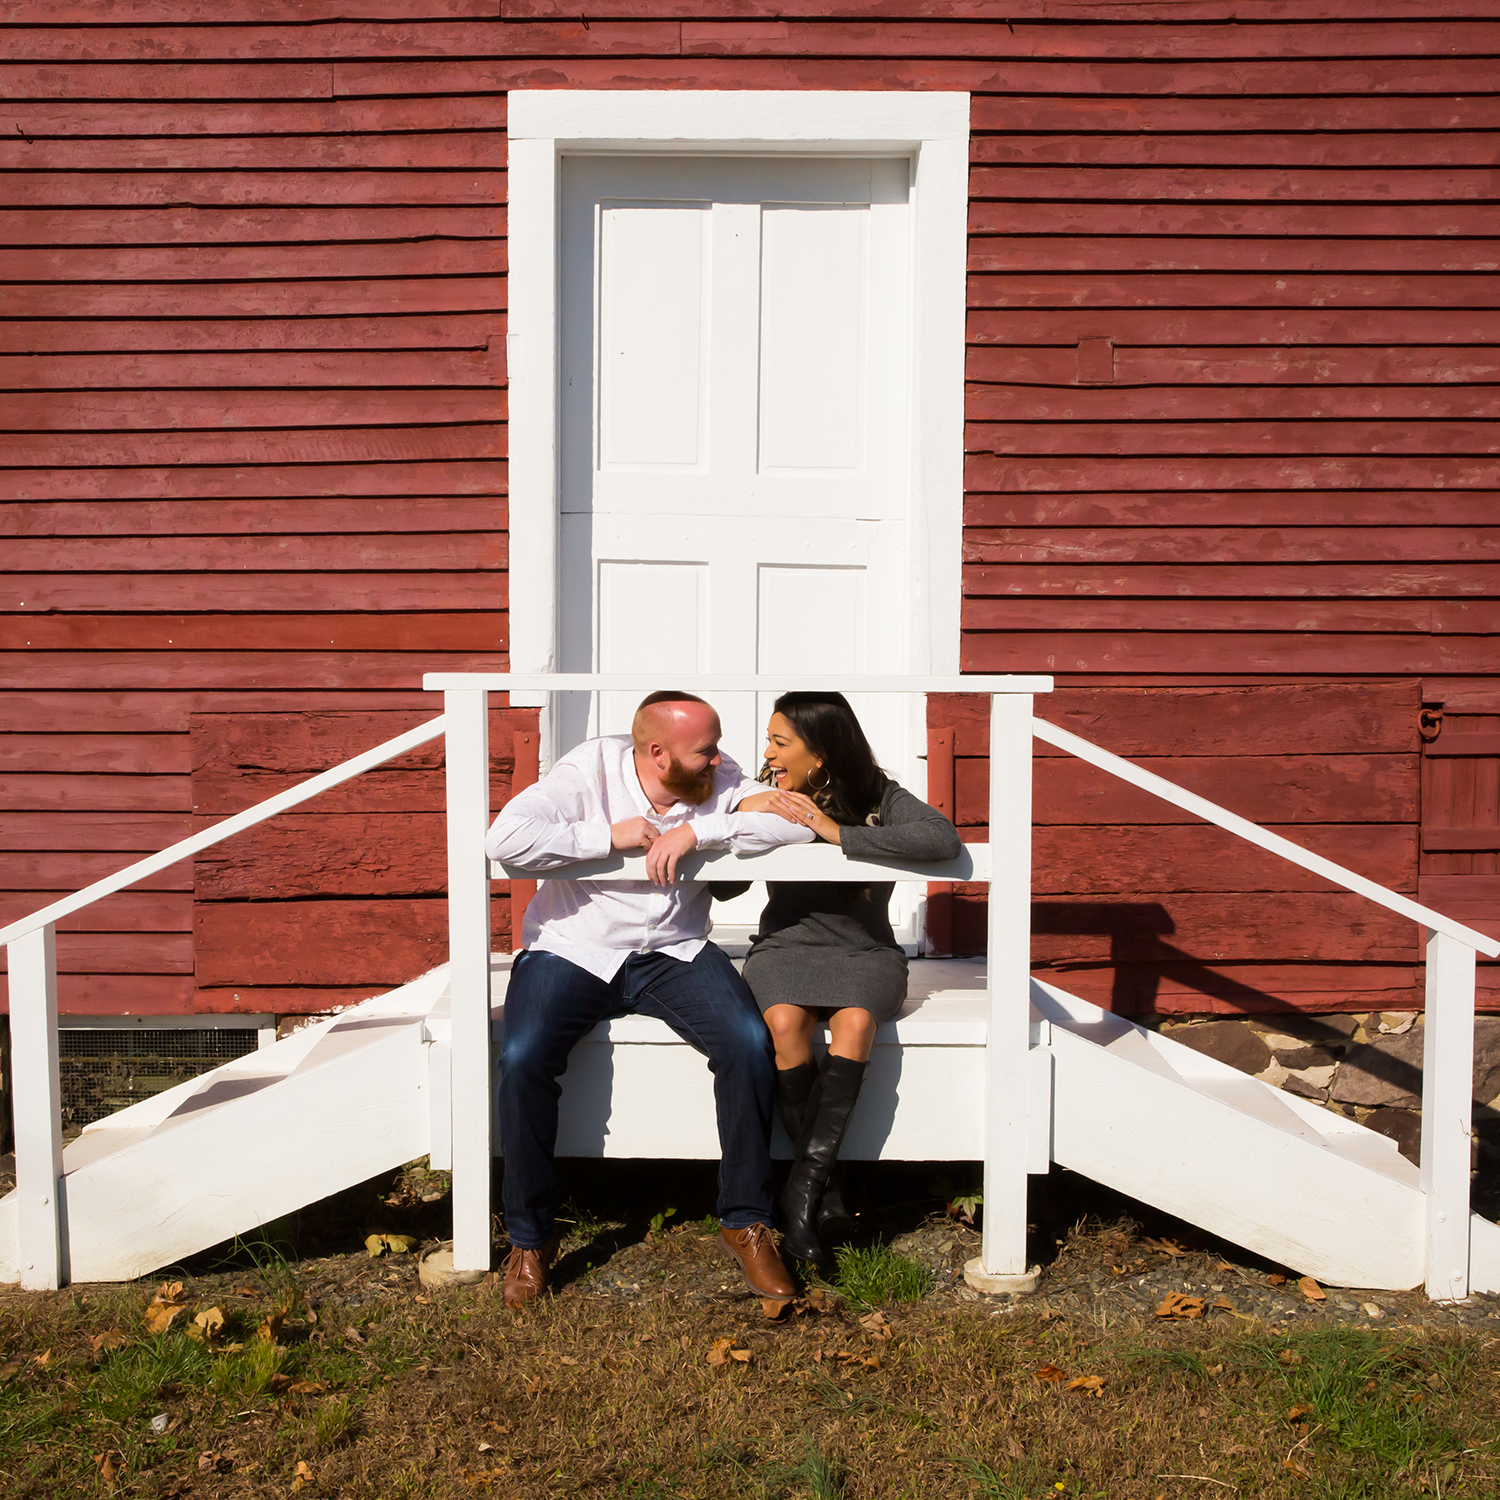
[781, 1006, 873, 1264]
[762, 1003, 817, 1070]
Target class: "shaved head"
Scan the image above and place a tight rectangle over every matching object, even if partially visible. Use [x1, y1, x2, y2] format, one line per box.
[631, 692, 723, 808]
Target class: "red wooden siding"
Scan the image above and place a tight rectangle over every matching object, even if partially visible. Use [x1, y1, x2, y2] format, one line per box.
[2, 2, 1496, 1017]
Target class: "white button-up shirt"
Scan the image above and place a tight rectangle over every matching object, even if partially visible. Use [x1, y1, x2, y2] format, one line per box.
[484, 735, 813, 981]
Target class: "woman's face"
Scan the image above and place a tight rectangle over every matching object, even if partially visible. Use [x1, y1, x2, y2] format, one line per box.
[762, 712, 823, 793]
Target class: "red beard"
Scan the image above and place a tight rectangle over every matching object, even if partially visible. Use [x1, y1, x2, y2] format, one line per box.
[661, 756, 715, 806]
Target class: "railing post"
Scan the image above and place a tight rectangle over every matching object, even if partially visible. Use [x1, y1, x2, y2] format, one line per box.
[445, 690, 494, 1275]
[968, 691, 1038, 1292]
[1421, 927, 1476, 1301]
[9, 925, 64, 1290]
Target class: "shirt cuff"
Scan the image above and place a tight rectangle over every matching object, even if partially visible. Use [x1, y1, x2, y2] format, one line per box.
[691, 812, 732, 848]
[578, 822, 614, 860]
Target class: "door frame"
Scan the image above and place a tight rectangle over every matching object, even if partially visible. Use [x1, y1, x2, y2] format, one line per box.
[505, 90, 971, 743]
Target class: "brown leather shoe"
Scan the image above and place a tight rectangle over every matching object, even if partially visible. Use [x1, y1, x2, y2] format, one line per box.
[718, 1224, 797, 1299]
[502, 1235, 559, 1309]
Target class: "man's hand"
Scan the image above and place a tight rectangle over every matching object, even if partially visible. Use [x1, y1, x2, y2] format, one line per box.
[645, 824, 698, 886]
[610, 816, 659, 852]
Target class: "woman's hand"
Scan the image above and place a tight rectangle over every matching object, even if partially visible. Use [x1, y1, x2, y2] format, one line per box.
[770, 790, 841, 845]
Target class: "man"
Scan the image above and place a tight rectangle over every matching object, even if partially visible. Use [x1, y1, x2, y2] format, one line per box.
[485, 690, 813, 1308]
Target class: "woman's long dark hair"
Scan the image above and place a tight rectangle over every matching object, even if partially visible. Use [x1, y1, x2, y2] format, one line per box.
[762, 691, 888, 826]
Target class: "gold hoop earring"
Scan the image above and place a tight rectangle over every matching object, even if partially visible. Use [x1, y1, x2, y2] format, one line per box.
[807, 765, 830, 792]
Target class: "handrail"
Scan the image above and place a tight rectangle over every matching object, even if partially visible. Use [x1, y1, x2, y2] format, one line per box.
[425, 671, 1054, 694]
[1034, 715, 1500, 959]
[0, 715, 447, 948]
[491, 842, 990, 884]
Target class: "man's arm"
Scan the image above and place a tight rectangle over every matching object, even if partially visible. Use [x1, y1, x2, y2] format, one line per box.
[483, 768, 613, 870]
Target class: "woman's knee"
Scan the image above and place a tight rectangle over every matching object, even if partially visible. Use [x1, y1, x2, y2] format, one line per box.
[828, 1007, 877, 1057]
[762, 1004, 812, 1047]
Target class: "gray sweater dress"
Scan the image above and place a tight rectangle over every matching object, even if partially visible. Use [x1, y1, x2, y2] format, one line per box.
[737, 781, 962, 1021]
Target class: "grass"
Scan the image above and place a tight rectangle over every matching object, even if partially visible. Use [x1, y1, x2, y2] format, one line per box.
[0, 1264, 1497, 1498]
[830, 1241, 935, 1307]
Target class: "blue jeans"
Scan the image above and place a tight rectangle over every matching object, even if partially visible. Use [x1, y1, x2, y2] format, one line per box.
[498, 944, 776, 1248]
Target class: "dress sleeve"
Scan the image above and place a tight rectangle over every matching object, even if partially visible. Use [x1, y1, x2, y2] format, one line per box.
[838, 785, 962, 863]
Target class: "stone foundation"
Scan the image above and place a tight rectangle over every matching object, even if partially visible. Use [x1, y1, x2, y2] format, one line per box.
[1143, 1012, 1500, 1170]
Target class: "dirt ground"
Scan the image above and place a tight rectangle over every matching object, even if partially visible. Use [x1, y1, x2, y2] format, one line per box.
[1, 1160, 1498, 1499]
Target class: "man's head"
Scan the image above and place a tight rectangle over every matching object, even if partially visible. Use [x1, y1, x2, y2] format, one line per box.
[632, 691, 722, 807]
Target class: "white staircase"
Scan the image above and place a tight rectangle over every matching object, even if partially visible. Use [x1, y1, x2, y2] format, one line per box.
[4, 672, 1497, 1298]
[8, 957, 1498, 1293]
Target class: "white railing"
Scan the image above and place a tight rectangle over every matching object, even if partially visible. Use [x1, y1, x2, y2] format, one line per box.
[1034, 716, 1500, 1301]
[426, 672, 1053, 1290]
[4, 670, 1496, 1301]
[0, 716, 448, 1290]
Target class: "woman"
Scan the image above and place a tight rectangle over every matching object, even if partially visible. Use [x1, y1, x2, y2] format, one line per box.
[737, 692, 962, 1266]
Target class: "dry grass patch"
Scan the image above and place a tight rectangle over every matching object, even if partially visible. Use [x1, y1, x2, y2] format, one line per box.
[0, 1243, 1496, 1500]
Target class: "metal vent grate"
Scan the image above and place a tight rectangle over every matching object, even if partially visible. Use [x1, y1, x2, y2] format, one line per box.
[59, 1027, 261, 1133]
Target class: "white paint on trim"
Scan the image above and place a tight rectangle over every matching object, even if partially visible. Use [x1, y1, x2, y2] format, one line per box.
[504, 91, 971, 721]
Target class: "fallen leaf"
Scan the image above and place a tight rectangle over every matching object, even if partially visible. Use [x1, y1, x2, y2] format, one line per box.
[858, 1311, 893, 1342]
[1278, 1349, 1304, 1367]
[145, 1281, 191, 1335]
[186, 1307, 226, 1344]
[31, 1349, 51, 1367]
[198, 1452, 232, 1474]
[0, 1363, 17, 1384]
[1297, 1276, 1327, 1302]
[1033, 1364, 1065, 1382]
[258, 1309, 285, 1342]
[557, 1355, 578, 1366]
[1215, 1260, 1235, 1272]
[1286, 1404, 1314, 1422]
[233, 1285, 259, 1298]
[1144, 1237, 1188, 1259]
[1038, 1308, 1064, 1322]
[837, 1351, 880, 1371]
[706, 1337, 735, 1367]
[1153, 1292, 1205, 1320]
[1284, 1456, 1309, 1479]
[729, 1347, 752, 1364]
[364, 1233, 419, 1259]
[342, 1326, 366, 1345]
[1266, 1272, 1287, 1286]
[1211, 1296, 1237, 1313]
[477, 1442, 493, 1453]
[289, 1379, 325, 1395]
[94, 1450, 121, 1486]
[761, 1297, 793, 1321]
[291, 1459, 314, 1492]
[91, 1329, 127, 1357]
[1066, 1375, 1105, 1397]
[804, 1288, 833, 1311]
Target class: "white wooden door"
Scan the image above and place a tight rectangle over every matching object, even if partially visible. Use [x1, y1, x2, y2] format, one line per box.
[557, 154, 921, 942]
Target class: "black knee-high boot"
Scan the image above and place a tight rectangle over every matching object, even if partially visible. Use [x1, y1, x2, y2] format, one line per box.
[775, 1061, 818, 1156]
[780, 1055, 866, 1265]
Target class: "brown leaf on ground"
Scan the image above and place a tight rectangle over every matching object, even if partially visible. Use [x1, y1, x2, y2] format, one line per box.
[1211, 1297, 1237, 1313]
[837, 1351, 880, 1371]
[1143, 1238, 1188, 1258]
[729, 1347, 752, 1364]
[0, 1363, 18, 1384]
[145, 1282, 191, 1335]
[365, 1233, 419, 1259]
[187, 1307, 226, 1344]
[1066, 1375, 1105, 1397]
[343, 1325, 366, 1345]
[858, 1311, 893, 1341]
[706, 1337, 735, 1366]
[1298, 1276, 1327, 1301]
[198, 1452, 232, 1474]
[94, 1450, 121, 1486]
[31, 1349, 50, 1367]
[232, 1285, 259, 1299]
[804, 1287, 834, 1311]
[1033, 1364, 1065, 1382]
[761, 1297, 793, 1321]
[1154, 1292, 1205, 1320]
[1286, 1404, 1313, 1422]
[162, 1479, 193, 1499]
[291, 1460, 314, 1492]
[1266, 1273, 1287, 1286]
[90, 1329, 126, 1357]
[1278, 1350, 1304, 1367]
[1284, 1456, 1310, 1479]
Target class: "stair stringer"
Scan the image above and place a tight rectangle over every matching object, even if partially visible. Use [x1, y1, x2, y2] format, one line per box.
[0, 980, 438, 1285]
